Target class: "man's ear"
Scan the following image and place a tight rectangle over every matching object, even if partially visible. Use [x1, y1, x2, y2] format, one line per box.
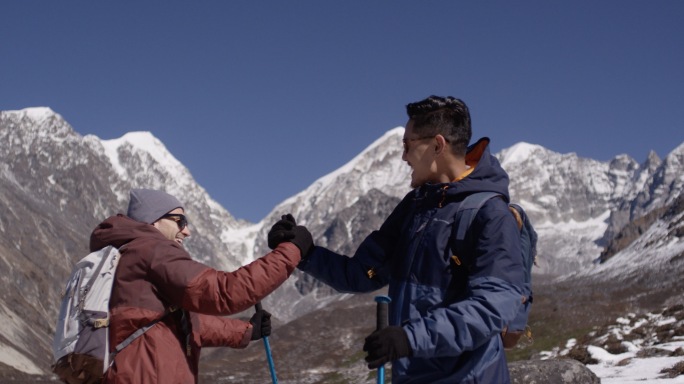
[434, 134, 448, 155]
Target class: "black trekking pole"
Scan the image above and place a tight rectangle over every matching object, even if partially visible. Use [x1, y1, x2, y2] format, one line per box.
[374, 295, 391, 384]
[255, 303, 278, 384]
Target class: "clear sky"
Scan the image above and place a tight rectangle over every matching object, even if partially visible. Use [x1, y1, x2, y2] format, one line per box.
[2, 1, 683, 222]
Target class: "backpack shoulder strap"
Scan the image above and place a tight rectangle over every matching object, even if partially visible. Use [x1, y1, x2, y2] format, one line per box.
[109, 305, 180, 365]
[78, 246, 116, 311]
[453, 191, 502, 242]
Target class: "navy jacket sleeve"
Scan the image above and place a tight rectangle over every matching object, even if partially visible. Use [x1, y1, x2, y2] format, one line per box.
[404, 198, 525, 357]
[297, 193, 412, 293]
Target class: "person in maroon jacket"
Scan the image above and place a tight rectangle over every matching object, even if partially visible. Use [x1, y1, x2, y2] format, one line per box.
[93, 188, 312, 384]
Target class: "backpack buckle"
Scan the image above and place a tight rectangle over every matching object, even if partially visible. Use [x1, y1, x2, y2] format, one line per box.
[93, 317, 109, 328]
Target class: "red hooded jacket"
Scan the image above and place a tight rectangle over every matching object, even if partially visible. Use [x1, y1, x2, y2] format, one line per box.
[89, 215, 300, 383]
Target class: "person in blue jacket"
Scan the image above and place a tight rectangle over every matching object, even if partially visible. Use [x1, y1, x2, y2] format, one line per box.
[270, 95, 525, 383]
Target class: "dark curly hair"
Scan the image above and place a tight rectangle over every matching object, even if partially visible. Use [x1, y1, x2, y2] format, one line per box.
[406, 96, 472, 156]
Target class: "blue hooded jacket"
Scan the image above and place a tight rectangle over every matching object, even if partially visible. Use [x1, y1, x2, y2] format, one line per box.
[298, 138, 525, 383]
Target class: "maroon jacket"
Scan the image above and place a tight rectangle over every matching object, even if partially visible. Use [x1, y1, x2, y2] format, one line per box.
[90, 215, 301, 383]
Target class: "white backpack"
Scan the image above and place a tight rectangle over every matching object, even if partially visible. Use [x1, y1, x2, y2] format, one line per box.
[52, 245, 168, 383]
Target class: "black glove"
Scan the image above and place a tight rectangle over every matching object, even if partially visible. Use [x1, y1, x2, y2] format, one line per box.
[290, 225, 314, 258]
[363, 326, 412, 369]
[267, 214, 297, 249]
[249, 308, 272, 341]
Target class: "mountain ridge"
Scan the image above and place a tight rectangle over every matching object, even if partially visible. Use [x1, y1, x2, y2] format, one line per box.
[1, 107, 682, 379]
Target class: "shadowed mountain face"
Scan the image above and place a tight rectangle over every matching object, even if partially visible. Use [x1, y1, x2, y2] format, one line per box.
[0, 108, 682, 381]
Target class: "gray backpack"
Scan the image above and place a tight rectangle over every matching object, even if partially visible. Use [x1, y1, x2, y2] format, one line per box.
[52, 245, 168, 383]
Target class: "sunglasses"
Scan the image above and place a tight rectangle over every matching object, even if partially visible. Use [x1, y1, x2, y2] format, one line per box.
[161, 214, 188, 231]
[402, 136, 434, 154]
[402, 135, 450, 154]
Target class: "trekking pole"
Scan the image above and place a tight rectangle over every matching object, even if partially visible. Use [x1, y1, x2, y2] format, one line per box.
[374, 295, 391, 384]
[255, 303, 278, 384]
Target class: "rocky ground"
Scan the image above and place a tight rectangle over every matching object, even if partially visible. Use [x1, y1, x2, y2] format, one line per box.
[4, 269, 683, 383]
[199, 271, 684, 384]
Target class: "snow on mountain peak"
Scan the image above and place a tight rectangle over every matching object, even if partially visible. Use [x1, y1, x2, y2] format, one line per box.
[317, 126, 404, 185]
[271, 126, 410, 225]
[1, 107, 74, 149]
[24, 107, 54, 120]
[497, 142, 549, 166]
[100, 131, 184, 178]
[671, 141, 684, 157]
[120, 131, 183, 169]
[8, 107, 57, 124]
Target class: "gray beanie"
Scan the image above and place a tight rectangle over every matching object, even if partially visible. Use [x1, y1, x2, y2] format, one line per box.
[127, 188, 184, 224]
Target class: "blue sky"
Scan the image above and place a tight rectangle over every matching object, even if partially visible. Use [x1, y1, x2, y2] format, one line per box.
[2, 2, 683, 222]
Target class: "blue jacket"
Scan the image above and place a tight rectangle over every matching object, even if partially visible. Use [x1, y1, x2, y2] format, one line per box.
[298, 138, 524, 383]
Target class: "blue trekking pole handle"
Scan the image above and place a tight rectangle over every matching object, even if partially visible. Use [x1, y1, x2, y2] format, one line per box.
[255, 303, 278, 384]
[374, 295, 391, 384]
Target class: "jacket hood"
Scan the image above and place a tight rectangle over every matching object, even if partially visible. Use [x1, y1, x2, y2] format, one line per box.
[415, 137, 510, 202]
[89, 214, 171, 252]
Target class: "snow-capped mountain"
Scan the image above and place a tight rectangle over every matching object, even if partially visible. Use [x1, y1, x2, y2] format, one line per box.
[92, 129, 255, 269]
[256, 135, 679, 319]
[0, 108, 253, 374]
[246, 128, 411, 320]
[1, 107, 682, 380]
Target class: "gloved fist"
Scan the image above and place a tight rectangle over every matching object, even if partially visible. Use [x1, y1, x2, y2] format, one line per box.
[290, 225, 313, 258]
[267, 214, 314, 258]
[363, 326, 412, 369]
[267, 214, 297, 249]
[249, 308, 272, 341]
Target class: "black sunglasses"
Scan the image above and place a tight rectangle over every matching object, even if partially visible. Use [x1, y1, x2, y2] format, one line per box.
[402, 135, 452, 154]
[402, 136, 433, 154]
[161, 214, 188, 230]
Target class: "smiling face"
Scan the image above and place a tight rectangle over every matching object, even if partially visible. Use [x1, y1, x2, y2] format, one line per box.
[153, 207, 191, 246]
[402, 119, 440, 189]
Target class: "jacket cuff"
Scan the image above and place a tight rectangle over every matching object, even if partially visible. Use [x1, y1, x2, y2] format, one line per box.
[240, 323, 253, 348]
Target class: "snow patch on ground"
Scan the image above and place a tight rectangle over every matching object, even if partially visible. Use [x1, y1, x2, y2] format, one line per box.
[541, 308, 684, 383]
